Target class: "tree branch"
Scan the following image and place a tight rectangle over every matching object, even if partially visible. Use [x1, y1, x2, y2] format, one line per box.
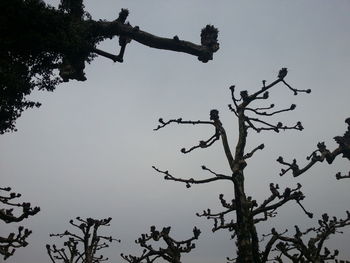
[0, 187, 39, 260]
[270, 212, 350, 262]
[154, 116, 220, 154]
[91, 17, 219, 63]
[152, 166, 232, 189]
[253, 183, 313, 220]
[196, 194, 237, 233]
[277, 118, 350, 178]
[121, 226, 200, 263]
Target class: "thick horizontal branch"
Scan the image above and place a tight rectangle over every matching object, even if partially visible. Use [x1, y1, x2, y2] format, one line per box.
[59, 8, 219, 81]
[91, 19, 219, 63]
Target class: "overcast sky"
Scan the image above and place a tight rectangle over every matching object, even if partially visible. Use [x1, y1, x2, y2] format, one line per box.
[1, 1, 350, 262]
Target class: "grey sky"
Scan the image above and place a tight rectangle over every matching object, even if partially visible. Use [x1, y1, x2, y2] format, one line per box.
[1, 1, 350, 262]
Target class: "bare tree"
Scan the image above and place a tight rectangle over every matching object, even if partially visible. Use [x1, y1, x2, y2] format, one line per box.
[121, 226, 200, 263]
[46, 217, 119, 263]
[266, 212, 350, 262]
[153, 68, 350, 262]
[0, 186, 40, 260]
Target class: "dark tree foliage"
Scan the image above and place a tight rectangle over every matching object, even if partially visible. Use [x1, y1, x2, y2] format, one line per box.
[0, 186, 40, 260]
[153, 69, 350, 262]
[0, 0, 219, 134]
[46, 217, 119, 263]
[121, 226, 200, 263]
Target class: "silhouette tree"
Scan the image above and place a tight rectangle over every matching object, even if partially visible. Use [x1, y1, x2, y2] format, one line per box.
[0, 186, 40, 260]
[0, 0, 219, 134]
[121, 226, 200, 263]
[46, 217, 119, 263]
[153, 68, 350, 262]
[267, 212, 350, 262]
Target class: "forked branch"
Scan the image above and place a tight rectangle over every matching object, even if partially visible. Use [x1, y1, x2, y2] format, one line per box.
[253, 183, 313, 222]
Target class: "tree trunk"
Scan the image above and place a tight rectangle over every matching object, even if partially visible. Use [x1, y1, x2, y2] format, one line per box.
[234, 173, 258, 263]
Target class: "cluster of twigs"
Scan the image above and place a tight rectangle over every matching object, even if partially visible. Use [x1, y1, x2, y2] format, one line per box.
[46, 217, 120, 263]
[195, 183, 313, 237]
[263, 212, 350, 262]
[121, 226, 200, 263]
[0, 187, 40, 259]
[277, 118, 350, 179]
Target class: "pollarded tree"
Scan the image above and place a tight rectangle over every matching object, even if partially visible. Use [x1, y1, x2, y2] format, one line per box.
[152, 68, 350, 262]
[267, 108, 350, 262]
[267, 212, 350, 262]
[121, 226, 201, 263]
[0, 0, 219, 134]
[47, 218, 200, 263]
[0, 186, 40, 260]
[46, 217, 119, 263]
